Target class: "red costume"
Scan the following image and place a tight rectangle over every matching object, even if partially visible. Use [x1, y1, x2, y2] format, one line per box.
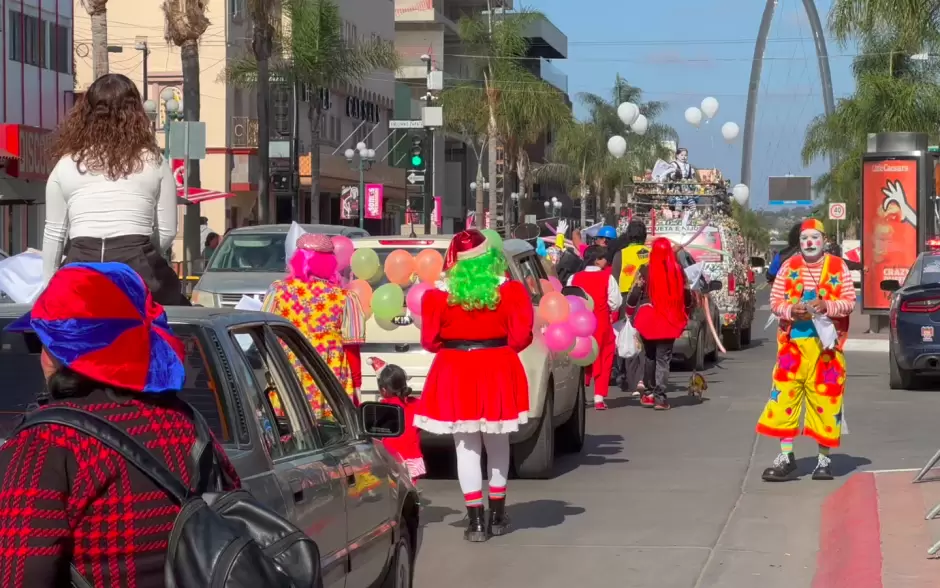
[415, 279, 534, 433]
[571, 267, 617, 403]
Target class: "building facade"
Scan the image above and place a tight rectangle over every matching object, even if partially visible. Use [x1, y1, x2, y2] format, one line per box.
[0, 0, 75, 254]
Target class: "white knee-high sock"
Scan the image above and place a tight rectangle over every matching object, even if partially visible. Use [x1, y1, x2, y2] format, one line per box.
[482, 433, 510, 490]
[453, 432, 484, 504]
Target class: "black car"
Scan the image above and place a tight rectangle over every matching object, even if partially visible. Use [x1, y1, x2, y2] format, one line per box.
[882, 251, 940, 389]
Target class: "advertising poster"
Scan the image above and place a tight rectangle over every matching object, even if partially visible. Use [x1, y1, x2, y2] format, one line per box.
[862, 158, 919, 311]
[364, 184, 383, 220]
[433, 196, 442, 228]
[340, 186, 359, 221]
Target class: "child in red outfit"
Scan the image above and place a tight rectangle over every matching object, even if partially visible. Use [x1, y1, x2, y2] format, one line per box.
[369, 358, 425, 484]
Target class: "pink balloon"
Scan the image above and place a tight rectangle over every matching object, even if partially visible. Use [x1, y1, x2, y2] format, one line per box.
[332, 236, 354, 269]
[544, 322, 575, 353]
[406, 283, 432, 316]
[565, 295, 586, 314]
[569, 336, 594, 359]
[569, 310, 597, 338]
[549, 276, 563, 292]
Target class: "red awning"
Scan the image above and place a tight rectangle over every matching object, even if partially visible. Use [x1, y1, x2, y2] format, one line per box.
[177, 187, 236, 204]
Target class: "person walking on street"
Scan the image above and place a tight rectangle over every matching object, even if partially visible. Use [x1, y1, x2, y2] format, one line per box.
[611, 220, 651, 394]
[414, 229, 534, 542]
[0, 262, 240, 587]
[767, 223, 802, 284]
[568, 245, 621, 410]
[41, 73, 189, 306]
[627, 237, 693, 410]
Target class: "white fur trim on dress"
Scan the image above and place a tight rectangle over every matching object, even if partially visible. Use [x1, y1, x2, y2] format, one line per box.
[413, 411, 529, 435]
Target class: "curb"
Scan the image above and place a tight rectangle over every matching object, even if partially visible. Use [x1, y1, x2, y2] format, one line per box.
[812, 472, 882, 588]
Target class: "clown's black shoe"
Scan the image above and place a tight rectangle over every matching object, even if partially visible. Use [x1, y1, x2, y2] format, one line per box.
[812, 455, 834, 480]
[464, 506, 488, 542]
[761, 452, 797, 482]
[487, 500, 511, 537]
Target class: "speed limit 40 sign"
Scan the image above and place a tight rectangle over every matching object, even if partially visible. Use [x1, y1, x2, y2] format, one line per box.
[828, 202, 846, 220]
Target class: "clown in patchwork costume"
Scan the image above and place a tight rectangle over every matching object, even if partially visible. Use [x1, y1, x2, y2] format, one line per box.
[757, 218, 856, 482]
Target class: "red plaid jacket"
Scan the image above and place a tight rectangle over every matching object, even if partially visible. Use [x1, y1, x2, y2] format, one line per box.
[0, 388, 240, 588]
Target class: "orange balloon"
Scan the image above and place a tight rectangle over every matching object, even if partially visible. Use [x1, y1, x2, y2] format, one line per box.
[537, 291, 570, 324]
[415, 249, 445, 283]
[349, 279, 373, 318]
[384, 249, 416, 286]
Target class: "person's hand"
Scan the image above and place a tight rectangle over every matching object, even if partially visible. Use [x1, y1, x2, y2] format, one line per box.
[808, 299, 827, 315]
[634, 274, 646, 289]
[790, 303, 811, 321]
[557, 219, 569, 237]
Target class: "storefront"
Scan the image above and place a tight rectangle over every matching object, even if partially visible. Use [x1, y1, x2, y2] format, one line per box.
[0, 125, 53, 254]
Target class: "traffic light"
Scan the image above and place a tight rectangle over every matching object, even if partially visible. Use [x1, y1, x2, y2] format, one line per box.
[410, 136, 425, 169]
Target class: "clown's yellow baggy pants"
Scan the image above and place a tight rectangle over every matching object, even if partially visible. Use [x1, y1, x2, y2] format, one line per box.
[755, 335, 846, 448]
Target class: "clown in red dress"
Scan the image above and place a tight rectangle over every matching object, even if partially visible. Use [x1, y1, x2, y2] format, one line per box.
[414, 229, 534, 542]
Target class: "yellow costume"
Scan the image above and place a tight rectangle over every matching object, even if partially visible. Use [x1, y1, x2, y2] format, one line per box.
[617, 243, 651, 293]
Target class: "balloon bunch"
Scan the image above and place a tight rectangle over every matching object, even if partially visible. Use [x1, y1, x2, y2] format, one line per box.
[537, 292, 600, 367]
[683, 97, 741, 144]
[346, 247, 446, 330]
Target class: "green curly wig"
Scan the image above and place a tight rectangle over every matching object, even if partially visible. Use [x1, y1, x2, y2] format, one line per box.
[446, 246, 508, 310]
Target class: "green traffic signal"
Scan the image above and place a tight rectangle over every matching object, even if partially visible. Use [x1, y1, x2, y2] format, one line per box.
[411, 154, 423, 167]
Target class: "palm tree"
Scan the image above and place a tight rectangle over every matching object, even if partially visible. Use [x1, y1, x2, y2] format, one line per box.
[801, 31, 940, 237]
[247, 0, 278, 224]
[163, 0, 210, 265]
[829, 0, 940, 55]
[224, 0, 398, 223]
[80, 0, 110, 79]
[440, 84, 489, 227]
[537, 120, 605, 226]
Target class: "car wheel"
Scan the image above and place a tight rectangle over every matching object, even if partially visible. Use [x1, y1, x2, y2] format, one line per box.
[889, 342, 914, 390]
[380, 527, 413, 588]
[556, 372, 586, 454]
[513, 388, 555, 479]
[723, 327, 743, 351]
[740, 323, 752, 347]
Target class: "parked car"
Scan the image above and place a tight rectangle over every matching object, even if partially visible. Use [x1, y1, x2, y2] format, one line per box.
[191, 224, 369, 308]
[0, 305, 419, 588]
[674, 248, 723, 370]
[353, 236, 586, 479]
[882, 251, 940, 390]
[652, 218, 757, 350]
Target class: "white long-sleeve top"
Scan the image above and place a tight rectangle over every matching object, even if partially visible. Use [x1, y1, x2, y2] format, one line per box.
[566, 266, 622, 312]
[41, 154, 178, 281]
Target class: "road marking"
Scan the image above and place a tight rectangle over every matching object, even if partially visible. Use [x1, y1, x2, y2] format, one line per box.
[759, 304, 770, 311]
[843, 339, 889, 353]
[865, 467, 920, 474]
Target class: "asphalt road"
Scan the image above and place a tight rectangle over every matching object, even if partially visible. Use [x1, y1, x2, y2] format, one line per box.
[412, 291, 940, 587]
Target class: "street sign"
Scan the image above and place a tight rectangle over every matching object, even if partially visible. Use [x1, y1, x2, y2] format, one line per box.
[407, 172, 425, 184]
[828, 202, 847, 220]
[389, 119, 424, 129]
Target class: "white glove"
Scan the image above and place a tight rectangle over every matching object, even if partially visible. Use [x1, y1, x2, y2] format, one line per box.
[881, 180, 918, 227]
[556, 219, 569, 237]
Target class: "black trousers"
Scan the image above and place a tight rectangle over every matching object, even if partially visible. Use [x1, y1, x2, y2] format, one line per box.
[642, 339, 673, 402]
[64, 235, 191, 306]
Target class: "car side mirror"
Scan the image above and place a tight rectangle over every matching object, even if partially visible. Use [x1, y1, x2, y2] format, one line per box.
[359, 401, 404, 438]
[749, 256, 766, 268]
[881, 279, 901, 292]
[708, 280, 722, 292]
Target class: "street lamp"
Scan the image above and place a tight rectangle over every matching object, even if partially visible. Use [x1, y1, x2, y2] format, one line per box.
[345, 142, 376, 229]
[510, 192, 520, 226]
[143, 87, 183, 159]
[543, 197, 562, 217]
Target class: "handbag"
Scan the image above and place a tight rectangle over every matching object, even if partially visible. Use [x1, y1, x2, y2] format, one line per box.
[633, 303, 685, 341]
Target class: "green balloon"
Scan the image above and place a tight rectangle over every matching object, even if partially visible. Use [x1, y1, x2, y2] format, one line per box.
[350, 248, 380, 280]
[571, 338, 599, 366]
[583, 294, 595, 311]
[373, 283, 405, 321]
[375, 317, 399, 331]
[481, 229, 503, 251]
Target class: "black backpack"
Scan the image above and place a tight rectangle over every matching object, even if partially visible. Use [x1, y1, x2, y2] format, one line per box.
[14, 406, 322, 588]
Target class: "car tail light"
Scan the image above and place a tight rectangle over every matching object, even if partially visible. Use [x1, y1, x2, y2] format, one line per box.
[728, 274, 736, 294]
[927, 238, 940, 251]
[900, 298, 940, 312]
[378, 240, 434, 246]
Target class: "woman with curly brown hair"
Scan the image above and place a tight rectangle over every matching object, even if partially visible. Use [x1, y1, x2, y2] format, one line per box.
[40, 73, 188, 305]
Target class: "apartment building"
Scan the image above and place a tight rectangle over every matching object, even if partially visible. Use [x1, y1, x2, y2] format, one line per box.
[73, 0, 403, 245]
[0, 0, 75, 254]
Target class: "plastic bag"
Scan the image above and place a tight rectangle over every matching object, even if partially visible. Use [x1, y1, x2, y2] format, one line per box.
[284, 221, 307, 264]
[0, 251, 44, 303]
[614, 319, 640, 358]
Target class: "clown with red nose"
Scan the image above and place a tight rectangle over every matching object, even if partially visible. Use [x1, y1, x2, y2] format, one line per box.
[756, 218, 857, 482]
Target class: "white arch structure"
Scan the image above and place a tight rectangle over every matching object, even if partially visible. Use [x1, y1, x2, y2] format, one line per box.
[741, 0, 835, 189]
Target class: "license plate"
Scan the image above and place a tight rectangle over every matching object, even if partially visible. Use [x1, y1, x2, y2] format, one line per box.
[923, 326, 934, 342]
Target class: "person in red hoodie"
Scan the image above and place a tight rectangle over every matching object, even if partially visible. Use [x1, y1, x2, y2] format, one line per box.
[368, 357, 426, 485]
[567, 245, 621, 410]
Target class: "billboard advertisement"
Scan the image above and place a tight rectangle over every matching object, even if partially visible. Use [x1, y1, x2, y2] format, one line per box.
[862, 158, 919, 311]
[769, 175, 813, 206]
[364, 184, 383, 220]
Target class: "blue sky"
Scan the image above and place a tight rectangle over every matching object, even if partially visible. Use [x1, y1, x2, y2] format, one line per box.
[532, 0, 856, 209]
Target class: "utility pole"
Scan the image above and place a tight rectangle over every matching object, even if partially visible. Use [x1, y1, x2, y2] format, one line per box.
[422, 55, 434, 235]
[135, 38, 149, 101]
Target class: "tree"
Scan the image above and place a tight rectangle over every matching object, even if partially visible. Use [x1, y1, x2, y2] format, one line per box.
[440, 84, 489, 227]
[164, 0, 210, 266]
[829, 0, 940, 55]
[80, 0, 109, 80]
[224, 0, 398, 223]
[536, 120, 605, 226]
[732, 202, 771, 255]
[247, 0, 278, 224]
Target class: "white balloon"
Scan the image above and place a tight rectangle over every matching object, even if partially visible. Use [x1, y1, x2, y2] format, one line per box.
[701, 97, 719, 119]
[685, 107, 703, 127]
[630, 114, 648, 136]
[607, 135, 627, 158]
[721, 121, 740, 142]
[617, 102, 639, 126]
[732, 183, 749, 205]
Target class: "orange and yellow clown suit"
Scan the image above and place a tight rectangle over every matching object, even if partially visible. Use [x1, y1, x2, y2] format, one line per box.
[756, 252, 856, 448]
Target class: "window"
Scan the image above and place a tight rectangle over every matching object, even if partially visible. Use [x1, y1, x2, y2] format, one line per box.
[8, 12, 69, 73]
[658, 227, 723, 263]
[269, 326, 349, 448]
[24, 14, 40, 66]
[207, 232, 287, 271]
[8, 11, 22, 63]
[231, 328, 319, 459]
[52, 23, 70, 72]
[174, 325, 233, 443]
[514, 253, 547, 302]
[230, 0, 245, 18]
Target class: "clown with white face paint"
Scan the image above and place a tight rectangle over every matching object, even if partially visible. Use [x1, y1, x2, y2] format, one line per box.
[757, 219, 857, 482]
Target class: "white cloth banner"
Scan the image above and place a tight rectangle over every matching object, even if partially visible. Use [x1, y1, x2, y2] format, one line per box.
[0, 252, 44, 303]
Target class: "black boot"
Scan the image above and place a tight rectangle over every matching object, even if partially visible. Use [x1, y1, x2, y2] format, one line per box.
[761, 452, 797, 482]
[463, 506, 487, 542]
[488, 499, 511, 537]
[812, 455, 834, 480]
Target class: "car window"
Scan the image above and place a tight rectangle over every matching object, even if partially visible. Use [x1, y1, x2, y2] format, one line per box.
[208, 233, 287, 272]
[514, 253, 547, 302]
[920, 256, 940, 285]
[904, 256, 926, 287]
[230, 327, 319, 460]
[268, 325, 350, 448]
[0, 319, 233, 443]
